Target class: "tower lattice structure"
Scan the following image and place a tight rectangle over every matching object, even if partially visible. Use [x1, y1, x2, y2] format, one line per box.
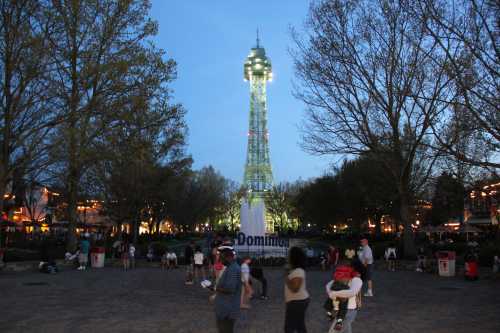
[243, 36, 273, 196]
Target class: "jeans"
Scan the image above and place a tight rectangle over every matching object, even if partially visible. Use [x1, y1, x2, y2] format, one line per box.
[328, 309, 357, 333]
[216, 318, 235, 333]
[284, 298, 309, 333]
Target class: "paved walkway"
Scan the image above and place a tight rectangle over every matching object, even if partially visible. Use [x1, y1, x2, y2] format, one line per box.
[1, 265, 499, 332]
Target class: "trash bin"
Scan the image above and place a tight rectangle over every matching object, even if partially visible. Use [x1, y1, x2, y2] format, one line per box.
[91, 247, 105, 268]
[437, 251, 456, 277]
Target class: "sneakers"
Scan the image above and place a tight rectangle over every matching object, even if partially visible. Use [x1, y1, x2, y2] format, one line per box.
[334, 319, 343, 331]
[364, 290, 373, 297]
[260, 295, 269, 300]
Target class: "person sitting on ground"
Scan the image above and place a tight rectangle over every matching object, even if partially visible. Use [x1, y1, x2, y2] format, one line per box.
[384, 244, 397, 271]
[39, 260, 58, 274]
[65, 250, 80, 263]
[326, 263, 356, 331]
[167, 249, 178, 269]
[240, 257, 253, 309]
[250, 260, 268, 300]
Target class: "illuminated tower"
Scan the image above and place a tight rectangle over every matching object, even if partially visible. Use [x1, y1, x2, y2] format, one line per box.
[243, 34, 273, 196]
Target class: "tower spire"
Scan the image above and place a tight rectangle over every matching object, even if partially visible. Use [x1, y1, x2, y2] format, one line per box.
[256, 28, 260, 48]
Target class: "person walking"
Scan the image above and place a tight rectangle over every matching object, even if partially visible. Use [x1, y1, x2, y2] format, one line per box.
[250, 261, 269, 300]
[284, 246, 310, 333]
[129, 243, 136, 269]
[214, 246, 241, 333]
[240, 257, 253, 309]
[325, 268, 363, 333]
[384, 244, 397, 271]
[194, 245, 205, 282]
[121, 241, 130, 270]
[358, 238, 374, 296]
[184, 241, 194, 284]
[328, 245, 340, 273]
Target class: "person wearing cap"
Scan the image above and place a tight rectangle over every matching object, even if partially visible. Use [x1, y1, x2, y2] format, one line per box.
[78, 234, 90, 271]
[214, 246, 241, 333]
[358, 238, 374, 297]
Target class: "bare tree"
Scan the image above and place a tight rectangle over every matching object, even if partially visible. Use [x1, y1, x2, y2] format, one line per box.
[46, 0, 160, 250]
[292, 0, 453, 256]
[0, 1, 58, 246]
[265, 183, 296, 232]
[221, 180, 243, 232]
[416, 0, 499, 169]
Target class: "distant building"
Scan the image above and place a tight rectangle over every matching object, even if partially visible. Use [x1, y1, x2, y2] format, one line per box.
[464, 181, 500, 225]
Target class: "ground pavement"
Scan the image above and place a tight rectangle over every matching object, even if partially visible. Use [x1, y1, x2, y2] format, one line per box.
[1, 264, 499, 333]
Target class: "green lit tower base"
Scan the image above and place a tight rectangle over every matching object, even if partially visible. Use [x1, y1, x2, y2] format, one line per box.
[240, 35, 273, 237]
[243, 36, 273, 196]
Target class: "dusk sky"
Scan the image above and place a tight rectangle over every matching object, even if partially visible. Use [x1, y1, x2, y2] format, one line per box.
[150, 1, 333, 183]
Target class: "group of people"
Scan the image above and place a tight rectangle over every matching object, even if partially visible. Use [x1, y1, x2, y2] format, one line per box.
[201, 238, 375, 333]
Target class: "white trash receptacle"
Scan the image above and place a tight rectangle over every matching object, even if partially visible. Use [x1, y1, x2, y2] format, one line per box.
[437, 251, 456, 277]
[91, 247, 105, 268]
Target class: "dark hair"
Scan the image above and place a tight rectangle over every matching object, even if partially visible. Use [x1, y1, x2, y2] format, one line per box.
[288, 246, 307, 270]
[195, 245, 202, 252]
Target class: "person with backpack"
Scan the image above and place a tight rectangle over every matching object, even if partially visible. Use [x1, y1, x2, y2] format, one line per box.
[325, 267, 363, 333]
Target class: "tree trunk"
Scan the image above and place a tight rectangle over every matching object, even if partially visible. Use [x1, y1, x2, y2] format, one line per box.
[133, 215, 139, 244]
[0, 181, 5, 248]
[66, 169, 79, 252]
[399, 187, 416, 258]
[374, 213, 382, 238]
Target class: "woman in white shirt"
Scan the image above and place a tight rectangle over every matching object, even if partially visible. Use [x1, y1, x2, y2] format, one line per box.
[326, 274, 362, 333]
[193, 245, 205, 281]
[284, 247, 310, 333]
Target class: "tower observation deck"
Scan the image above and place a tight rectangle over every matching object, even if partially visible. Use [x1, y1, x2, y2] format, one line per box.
[243, 36, 273, 196]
